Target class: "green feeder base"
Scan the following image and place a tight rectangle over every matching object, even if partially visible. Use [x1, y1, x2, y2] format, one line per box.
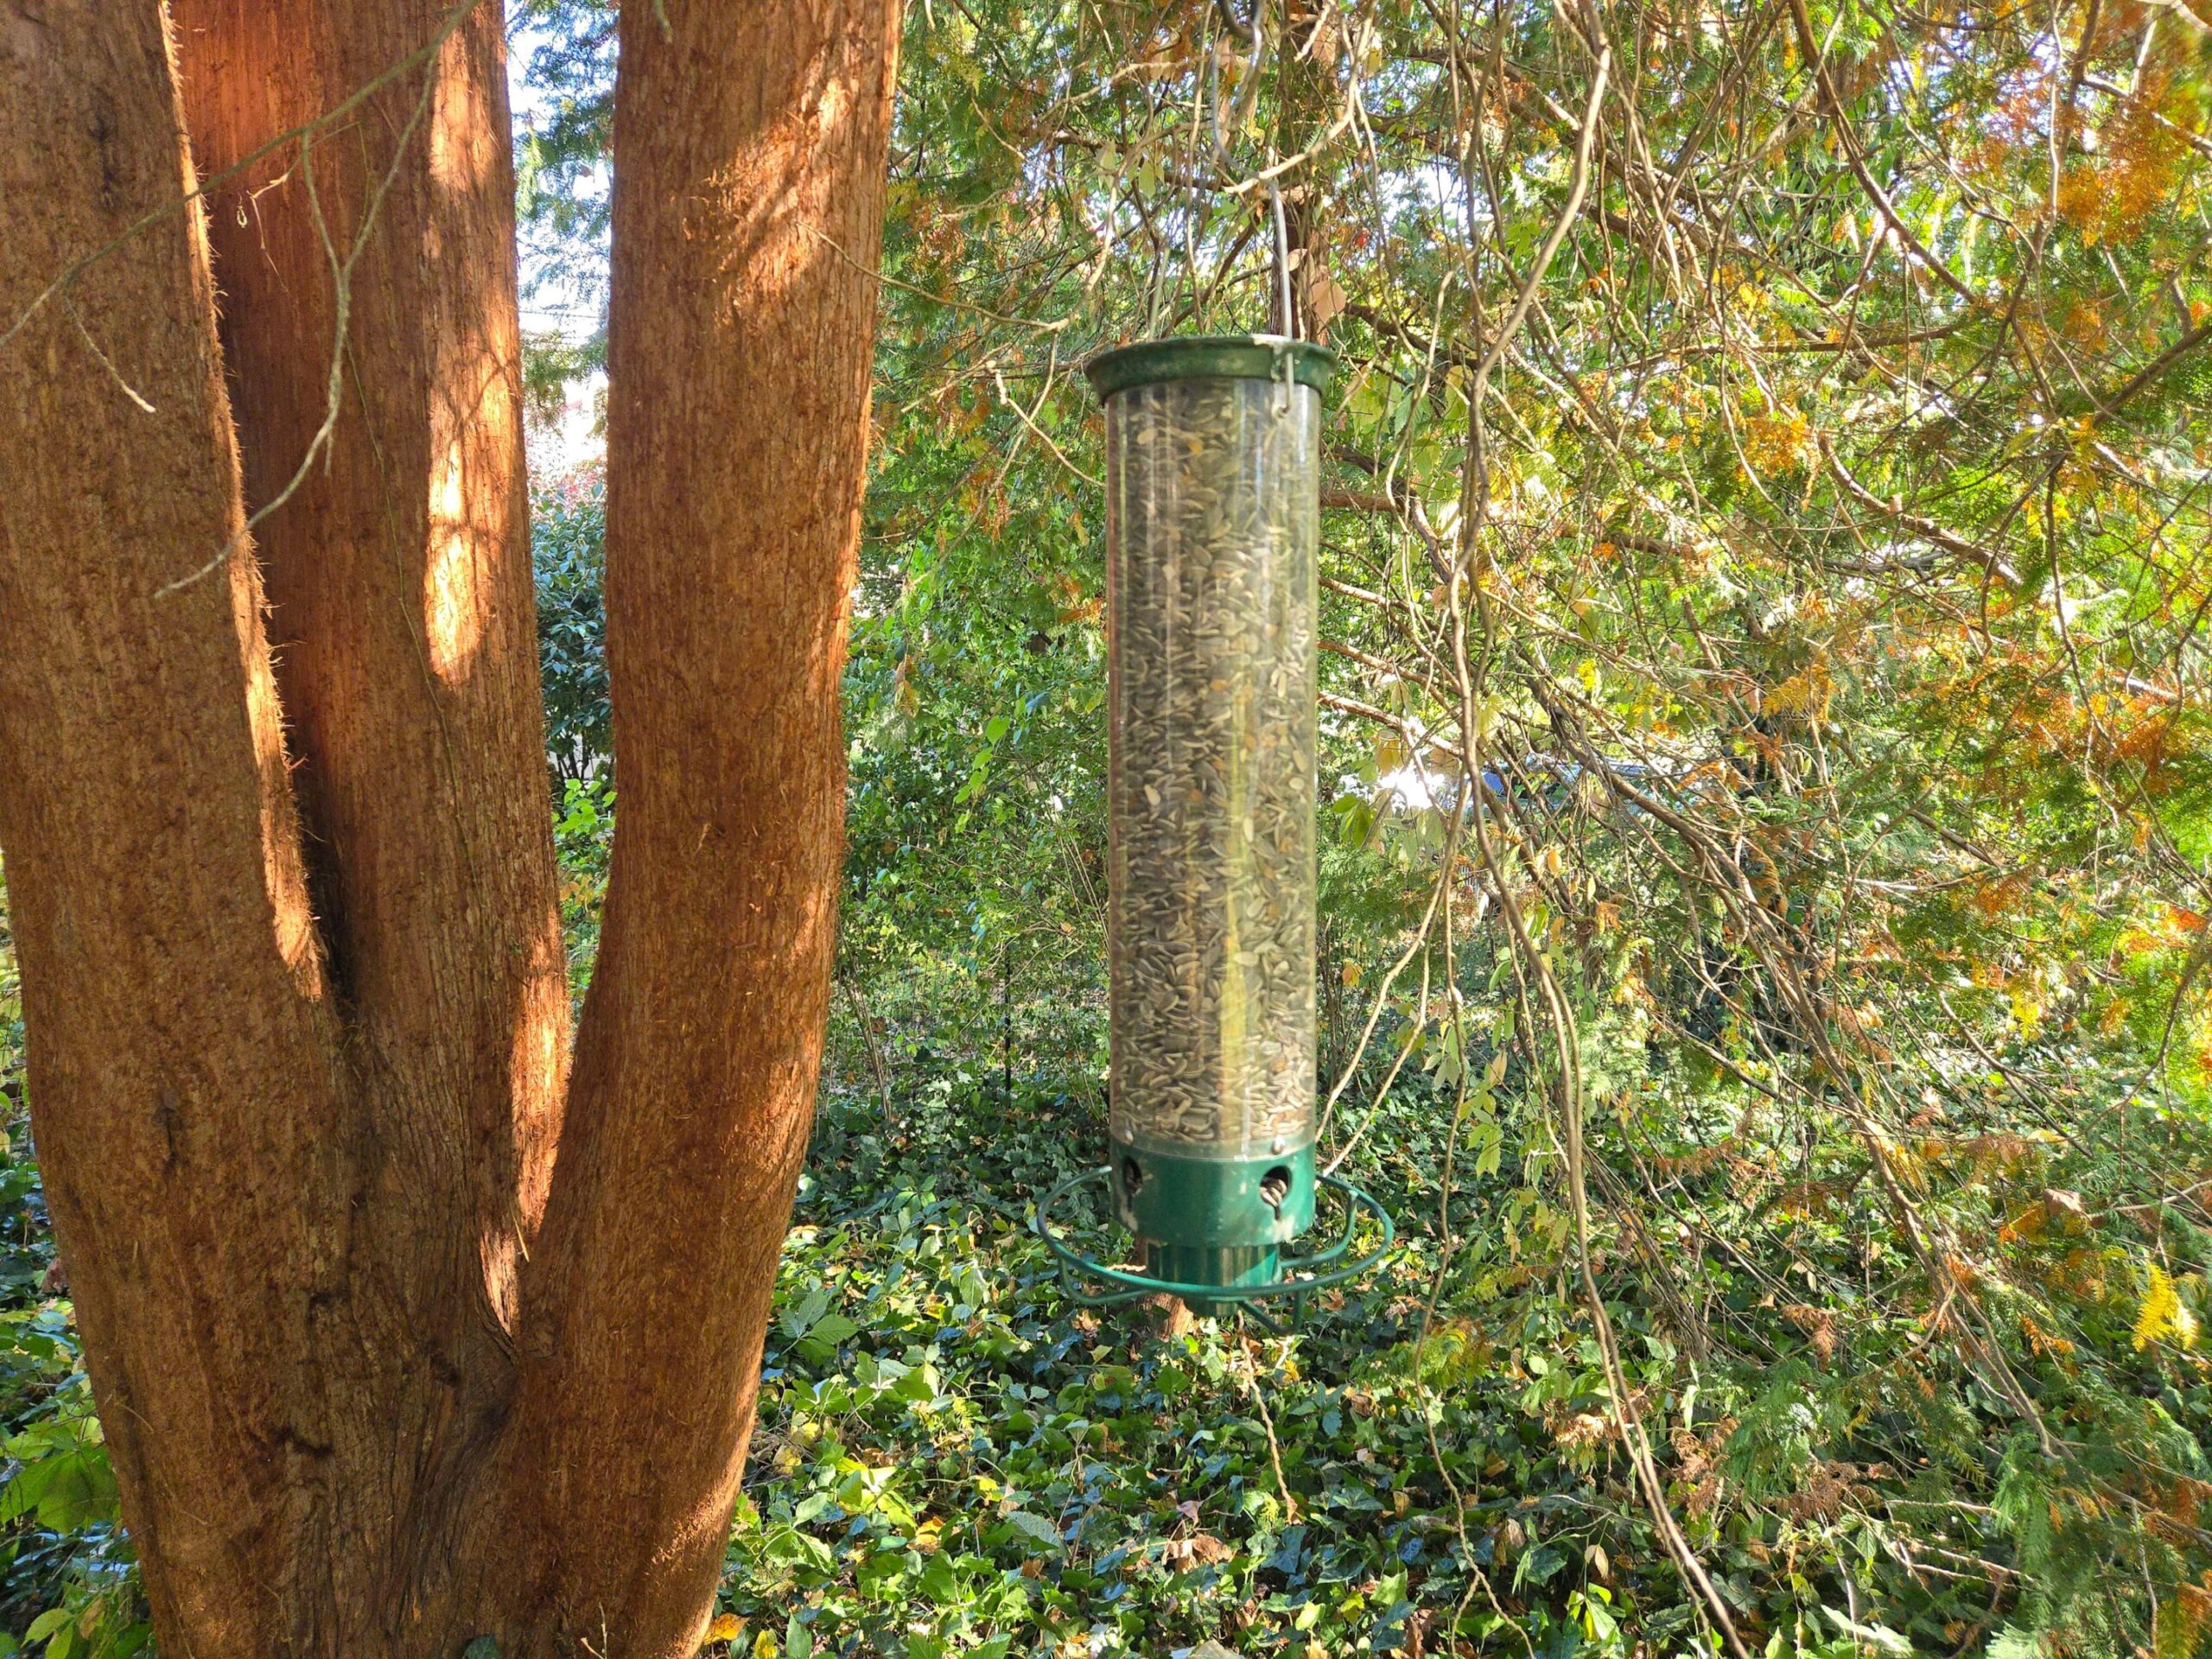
[1112, 1141, 1317, 1251]
[1033, 1165, 1394, 1324]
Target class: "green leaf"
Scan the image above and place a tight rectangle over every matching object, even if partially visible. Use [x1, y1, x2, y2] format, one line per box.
[779, 1288, 830, 1340]
[1518, 1542, 1567, 1586]
[855, 1548, 909, 1597]
[918, 1554, 962, 1605]
[809, 1313, 858, 1345]
[1003, 1510, 1063, 1552]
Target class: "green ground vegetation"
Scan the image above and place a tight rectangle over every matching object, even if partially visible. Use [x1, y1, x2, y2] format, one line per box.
[3, 0, 2211, 1652]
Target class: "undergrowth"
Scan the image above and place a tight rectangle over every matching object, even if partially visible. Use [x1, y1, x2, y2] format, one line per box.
[3, 793, 2209, 1656]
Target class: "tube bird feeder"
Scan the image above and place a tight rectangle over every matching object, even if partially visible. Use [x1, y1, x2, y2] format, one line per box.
[1035, 336, 1390, 1317]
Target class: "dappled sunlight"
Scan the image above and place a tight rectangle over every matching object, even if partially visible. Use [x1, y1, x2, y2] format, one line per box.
[427, 20, 501, 201]
[227, 545, 321, 988]
[0, 0, 2201, 1649]
[423, 436, 486, 681]
[509, 929, 570, 1196]
[421, 19, 521, 689]
[694, 41, 867, 317]
[485, 909, 571, 1328]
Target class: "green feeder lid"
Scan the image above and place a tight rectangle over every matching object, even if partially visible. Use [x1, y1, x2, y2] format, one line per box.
[1085, 334, 1336, 401]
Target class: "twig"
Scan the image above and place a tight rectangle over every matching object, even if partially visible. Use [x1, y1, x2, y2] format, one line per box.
[0, 0, 480, 355]
[62, 297, 156, 415]
[1237, 1335, 1300, 1522]
[158, 41, 445, 597]
[1784, 0, 1980, 308]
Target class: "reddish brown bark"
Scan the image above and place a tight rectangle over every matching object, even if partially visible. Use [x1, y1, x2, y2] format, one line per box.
[168, 3, 570, 1633]
[501, 0, 900, 1647]
[0, 0, 899, 1651]
[0, 6, 345, 1649]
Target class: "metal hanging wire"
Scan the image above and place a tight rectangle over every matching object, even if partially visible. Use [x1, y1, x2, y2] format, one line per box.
[1209, 0, 1297, 345]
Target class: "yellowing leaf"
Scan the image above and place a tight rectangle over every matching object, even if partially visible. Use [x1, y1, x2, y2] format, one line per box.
[2154, 1581, 2212, 1659]
[2135, 1263, 2197, 1351]
[706, 1613, 745, 1645]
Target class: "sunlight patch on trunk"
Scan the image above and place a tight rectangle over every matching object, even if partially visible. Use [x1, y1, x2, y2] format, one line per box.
[425, 439, 485, 682]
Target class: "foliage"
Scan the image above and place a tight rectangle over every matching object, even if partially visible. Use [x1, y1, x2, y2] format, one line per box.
[511, 0, 2212, 1647]
[6, 0, 2211, 1650]
[533, 464, 611, 783]
[824, 0, 2212, 1648]
[0, 874, 149, 1658]
[553, 774, 614, 1003]
[508, 0, 616, 375]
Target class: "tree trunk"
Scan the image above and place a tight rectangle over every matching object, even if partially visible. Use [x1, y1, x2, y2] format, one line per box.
[168, 0, 572, 1641]
[0, 0, 899, 1652]
[499, 0, 900, 1643]
[0, 11, 346, 1649]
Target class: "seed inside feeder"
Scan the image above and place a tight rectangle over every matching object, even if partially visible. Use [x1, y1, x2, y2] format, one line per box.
[1087, 337, 1332, 1289]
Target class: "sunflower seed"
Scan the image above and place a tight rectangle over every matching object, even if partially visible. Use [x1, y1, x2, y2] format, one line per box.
[1102, 374, 1319, 1160]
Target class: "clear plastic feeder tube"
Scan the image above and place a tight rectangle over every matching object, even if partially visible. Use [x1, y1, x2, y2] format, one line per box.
[1088, 336, 1332, 1291]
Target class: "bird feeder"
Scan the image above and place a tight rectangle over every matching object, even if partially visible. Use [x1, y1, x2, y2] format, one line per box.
[1035, 336, 1390, 1316]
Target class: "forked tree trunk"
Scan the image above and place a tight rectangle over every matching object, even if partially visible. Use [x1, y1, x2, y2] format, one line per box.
[0, 0, 898, 1653]
[166, 0, 574, 1640]
[500, 0, 899, 1641]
